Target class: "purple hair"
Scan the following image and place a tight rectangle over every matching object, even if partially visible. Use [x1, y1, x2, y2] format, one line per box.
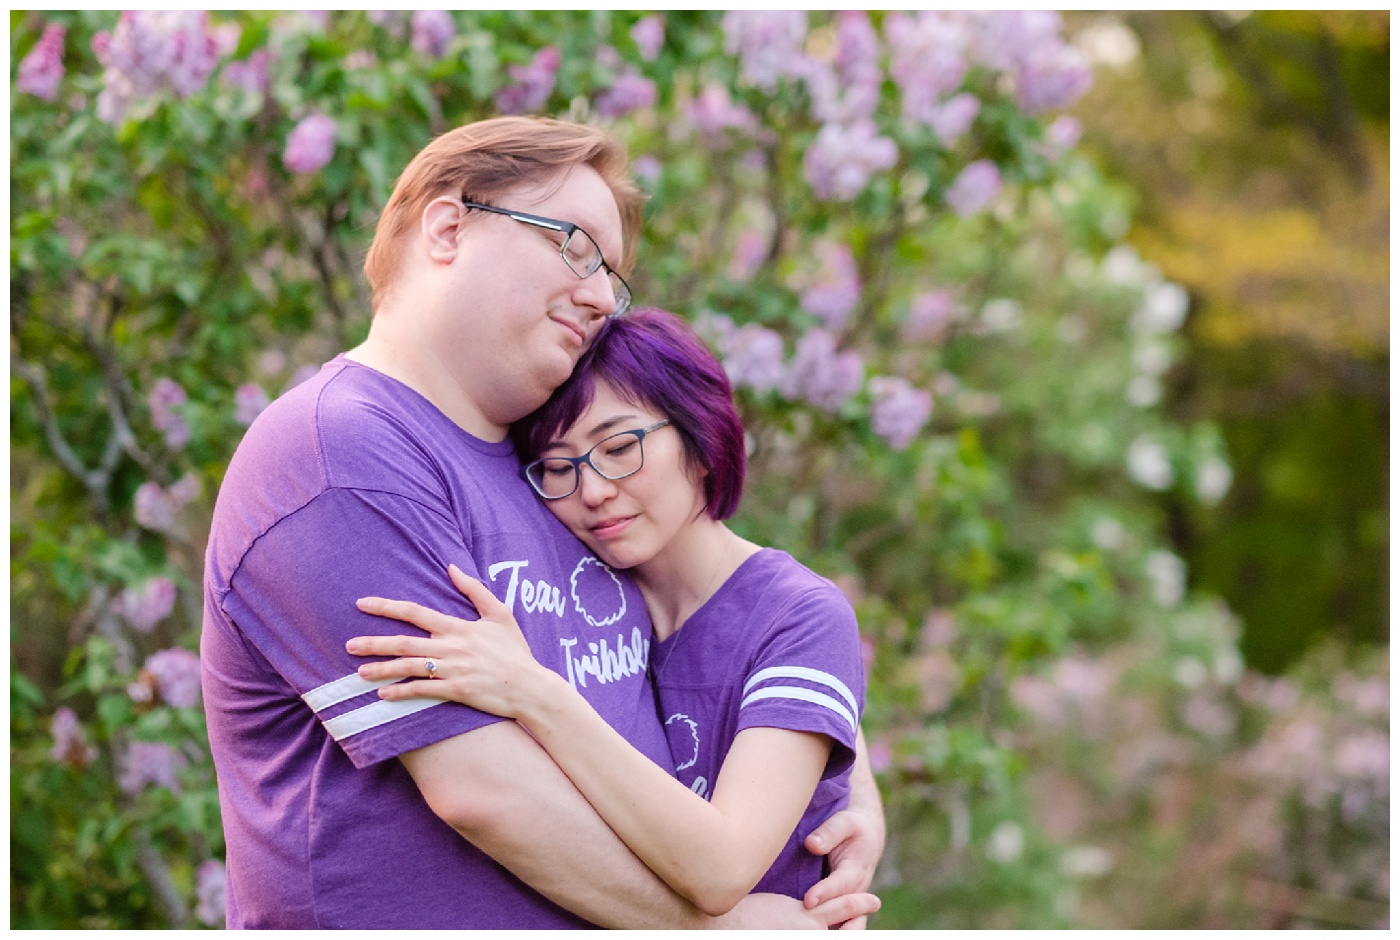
[511, 308, 747, 520]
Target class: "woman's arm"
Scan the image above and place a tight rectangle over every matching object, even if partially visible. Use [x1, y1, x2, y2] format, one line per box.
[348, 564, 834, 915]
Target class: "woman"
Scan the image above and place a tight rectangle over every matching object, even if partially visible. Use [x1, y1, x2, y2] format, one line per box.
[348, 309, 868, 915]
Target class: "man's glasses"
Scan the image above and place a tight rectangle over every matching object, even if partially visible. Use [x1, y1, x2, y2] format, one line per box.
[521, 420, 671, 500]
[461, 199, 632, 318]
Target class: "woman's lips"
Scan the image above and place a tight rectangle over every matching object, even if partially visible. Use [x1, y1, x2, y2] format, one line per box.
[590, 516, 634, 539]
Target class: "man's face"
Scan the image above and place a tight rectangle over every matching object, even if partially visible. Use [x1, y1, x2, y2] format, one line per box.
[438, 164, 626, 426]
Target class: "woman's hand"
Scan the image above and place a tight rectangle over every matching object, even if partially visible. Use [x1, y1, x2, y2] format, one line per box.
[347, 563, 548, 718]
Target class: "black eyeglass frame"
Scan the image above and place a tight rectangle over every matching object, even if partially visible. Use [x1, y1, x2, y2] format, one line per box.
[520, 419, 672, 500]
[460, 199, 632, 318]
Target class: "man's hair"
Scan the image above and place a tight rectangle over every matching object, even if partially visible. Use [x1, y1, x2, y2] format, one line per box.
[363, 116, 644, 311]
[511, 308, 747, 521]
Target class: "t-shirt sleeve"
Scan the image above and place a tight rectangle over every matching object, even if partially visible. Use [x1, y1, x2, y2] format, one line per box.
[220, 485, 500, 770]
[735, 584, 865, 779]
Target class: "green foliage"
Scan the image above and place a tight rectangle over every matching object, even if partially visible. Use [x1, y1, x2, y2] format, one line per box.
[10, 10, 1385, 929]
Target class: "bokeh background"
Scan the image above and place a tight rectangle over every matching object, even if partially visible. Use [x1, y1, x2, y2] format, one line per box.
[9, 11, 1389, 929]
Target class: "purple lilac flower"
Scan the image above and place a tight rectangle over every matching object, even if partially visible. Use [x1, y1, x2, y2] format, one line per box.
[283, 363, 321, 394]
[495, 46, 561, 115]
[945, 159, 1002, 217]
[147, 377, 191, 449]
[1014, 44, 1093, 114]
[808, 11, 881, 124]
[18, 23, 66, 101]
[727, 229, 768, 282]
[50, 707, 97, 768]
[1042, 114, 1082, 159]
[687, 84, 760, 147]
[596, 71, 657, 118]
[133, 477, 199, 534]
[633, 155, 662, 185]
[411, 10, 454, 58]
[143, 648, 202, 708]
[884, 12, 969, 126]
[367, 10, 406, 37]
[92, 12, 222, 124]
[235, 383, 271, 426]
[222, 49, 270, 95]
[782, 329, 865, 413]
[799, 241, 861, 330]
[721, 11, 810, 91]
[631, 15, 665, 61]
[195, 860, 227, 927]
[283, 113, 337, 174]
[803, 120, 897, 202]
[719, 323, 787, 394]
[868, 376, 933, 450]
[903, 289, 957, 343]
[119, 577, 178, 633]
[964, 10, 1063, 73]
[119, 740, 187, 796]
[927, 93, 980, 147]
[868, 736, 893, 774]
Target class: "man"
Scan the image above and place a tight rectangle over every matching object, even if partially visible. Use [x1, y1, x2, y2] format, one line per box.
[201, 116, 882, 928]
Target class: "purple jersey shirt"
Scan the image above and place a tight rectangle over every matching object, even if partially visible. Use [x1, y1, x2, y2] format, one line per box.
[201, 357, 671, 929]
[651, 548, 865, 899]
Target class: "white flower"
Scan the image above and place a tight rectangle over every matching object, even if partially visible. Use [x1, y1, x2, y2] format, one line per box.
[1090, 518, 1125, 550]
[1145, 550, 1186, 606]
[1101, 244, 1147, 284]
[1174, 656, 1208, 689]
[1194, 456, 1233, 504]
[1133, 281, 1189, 334]
[1126, 437, 1173, 490]
[1125, 375, 1162, 408]
[1059, 845, 1113, 878]
[986, 821, 1025, 863]
[980, 298, 1022, 333]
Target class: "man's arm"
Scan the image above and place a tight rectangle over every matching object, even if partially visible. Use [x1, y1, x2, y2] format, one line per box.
[402, 720, 881, 929]
[803, 726, 887, 925]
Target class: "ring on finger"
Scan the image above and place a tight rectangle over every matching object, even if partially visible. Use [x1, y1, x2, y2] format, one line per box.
[424, 657, 438, 678]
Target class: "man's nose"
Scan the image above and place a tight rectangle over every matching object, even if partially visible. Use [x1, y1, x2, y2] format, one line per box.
[574, 267, 617, 319]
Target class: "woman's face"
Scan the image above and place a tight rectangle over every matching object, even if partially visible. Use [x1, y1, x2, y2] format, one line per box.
[534, 382, 707, 570]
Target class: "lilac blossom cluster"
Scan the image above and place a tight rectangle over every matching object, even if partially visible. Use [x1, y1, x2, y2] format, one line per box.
[119, 577, 178, 633]
[50, 707, 98, 768]
[721, 11, 809, 92]
[594, 57, 658, 119]
[803, 121, 898, 202]
[410, 10, 455, 59]
[781, 329, 865, 414]
[119, 740, 187, 795]
[867, 376, 933, 450]
[195, 860, 227, 927]
[902, 289, 959, 343]
[687, 84, 760, 148]
[697, 313, 787, 394]
[631, 15, 665, 61]
[235, 383, 271, 426]
[945, 159, 1003, 217]
[148, 378, 191, 449]
[17, 22, 66, 101]
[139, 648, 203, 708]
[798, 241, 862, 330]
[283, 113, 337, 175]
[495, 46, 561, 116]
[91, 11, 222, 124]
[133, 474, 199, 534]
[221, 49, 270, 96]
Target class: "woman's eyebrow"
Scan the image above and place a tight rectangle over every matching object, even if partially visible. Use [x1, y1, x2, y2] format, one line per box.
[541, 414, 642, 452]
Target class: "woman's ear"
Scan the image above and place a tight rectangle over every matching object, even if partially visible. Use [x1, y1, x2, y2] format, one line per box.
[421, 196, 465, 264]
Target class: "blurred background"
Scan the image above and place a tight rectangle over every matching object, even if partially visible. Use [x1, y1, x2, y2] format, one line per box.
[9, 10, 1389, 929]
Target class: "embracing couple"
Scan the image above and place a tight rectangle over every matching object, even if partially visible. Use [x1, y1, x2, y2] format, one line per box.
[201, 116, 885, 929]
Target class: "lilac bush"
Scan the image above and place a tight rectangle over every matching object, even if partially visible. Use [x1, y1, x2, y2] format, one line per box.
[11, 10, 1372, 930]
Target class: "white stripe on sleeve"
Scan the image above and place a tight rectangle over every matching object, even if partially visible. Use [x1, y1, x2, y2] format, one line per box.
[321, 696, 443, 742]
[743, 665, 859, 718]
[302, 672, 397, 712]
[739, 686, 856, 733]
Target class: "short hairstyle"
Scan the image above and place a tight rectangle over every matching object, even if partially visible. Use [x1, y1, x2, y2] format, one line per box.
[363, 116, 644, 311]
[511, 308, 747, 520]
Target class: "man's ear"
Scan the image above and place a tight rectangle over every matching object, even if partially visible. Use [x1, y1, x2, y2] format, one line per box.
[421, 196, 465, 264]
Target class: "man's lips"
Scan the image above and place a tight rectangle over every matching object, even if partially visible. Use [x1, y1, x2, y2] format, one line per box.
[551, 316, 587, 347]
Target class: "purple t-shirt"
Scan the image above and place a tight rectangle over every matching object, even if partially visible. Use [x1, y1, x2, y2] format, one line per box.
[651, 548, 865, 900]
[201, 357, 671, 929]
